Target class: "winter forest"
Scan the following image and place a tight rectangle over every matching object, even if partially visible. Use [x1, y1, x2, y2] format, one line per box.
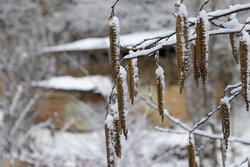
[0, 0, 250, 166]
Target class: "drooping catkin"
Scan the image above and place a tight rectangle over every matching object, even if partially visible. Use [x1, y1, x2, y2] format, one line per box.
[228, 14, 239, 64]
[127, 60, 135, 104]
[155, 65, 165, 122]
[127, 58, 139, 105]
[111, 102, 121, 158]
[239, 31, 250, 111]
[183, 16, 190, 78]
[176, 14, 185, 94]
[187, 142, 197, 167]
[109, 16, 120, 80]
[195, 10, 209, 86]
[229, 33, 239, 64]
[220, 97, 231, 149]
[117, 66, 128, 139]
[175, 1, 190, 94]
[240, 40, 248, 110]
[105, 115, 115, 167]
[191, 43, 200, 87]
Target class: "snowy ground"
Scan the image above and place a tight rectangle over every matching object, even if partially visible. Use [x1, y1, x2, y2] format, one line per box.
[23, 103, 250, 167]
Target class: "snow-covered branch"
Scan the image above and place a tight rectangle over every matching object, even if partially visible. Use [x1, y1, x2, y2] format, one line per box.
[123, 3, 250, 60]
[124, 25, 250, 59]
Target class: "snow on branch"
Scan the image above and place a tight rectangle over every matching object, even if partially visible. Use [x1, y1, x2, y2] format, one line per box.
[124, 25, 250, 59]
[208, 3, 250, 20]
[123, 3, 250, 60]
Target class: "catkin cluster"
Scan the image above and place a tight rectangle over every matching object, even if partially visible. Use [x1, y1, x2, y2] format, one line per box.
[109, 16, 120, 80]
[106, 16, 129, 167]
[176, 3, 190, 94]
[239, 39, 249, 111]
[187, 142, 197, 167]
[220, 102, 230, 149]
[195, 15, 208, 86]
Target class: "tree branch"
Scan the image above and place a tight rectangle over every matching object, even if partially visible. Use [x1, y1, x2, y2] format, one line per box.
[140, 94, 250, 145]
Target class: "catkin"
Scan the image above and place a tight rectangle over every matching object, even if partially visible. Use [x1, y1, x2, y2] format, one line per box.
[191, 43, 200, 87]
[176, 14, 185, 94]
[117, 67, 128, 139]
[240, 40, 249, 111]
[195, 17, 208, 86]
[127, 59, 135, 105]
[183, 16, 190, 78]
[109, 17, 120, 80]
[220, 103, 230, 149]
[155, 66, 165, 122]
[105, 123, 115, 167]
[111, 104, 121, 158]
[187, 142, 197, 167]
[229, 33, 238, 64]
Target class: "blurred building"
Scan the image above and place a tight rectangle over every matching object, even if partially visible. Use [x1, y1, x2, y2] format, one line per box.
[36, 30, 188, 131]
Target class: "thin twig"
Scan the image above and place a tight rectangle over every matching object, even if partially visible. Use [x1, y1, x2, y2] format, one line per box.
[141, 96, 250, 145]
[189, 89, 241, 137]
[109, 0, 120, 20]
[199, 0, 210, 11]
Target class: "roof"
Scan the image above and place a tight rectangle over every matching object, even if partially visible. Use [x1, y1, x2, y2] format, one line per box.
[43, 30, 170, 53]
[32, 75, 112, 98]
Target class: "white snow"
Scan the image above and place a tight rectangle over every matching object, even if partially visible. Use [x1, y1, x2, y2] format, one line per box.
[230, 86, 242, 94]
[105, 114, 114, 127]
[178, 3, 188, 17]
[155, 65, 165, 78]
[208, 3, 250, 18]
[246, 17, 250, 23]
[32, 75, 113, 98]
[111, 101, 119, 120]
[28, 128, 189, 167]
[220, 96, 231, 110]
